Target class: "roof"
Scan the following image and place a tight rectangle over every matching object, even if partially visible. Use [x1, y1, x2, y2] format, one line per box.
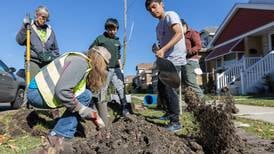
[136, 63, 153, 70]
[125, 75, 134, 84]
[200, 26, 218, 35]
[210, 3, 274, 47]
[249, 0, 274, 4]
[205, 39, 245, 61]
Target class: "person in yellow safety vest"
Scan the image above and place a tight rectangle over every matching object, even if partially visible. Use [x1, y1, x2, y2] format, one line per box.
[26, 46, 111, 149]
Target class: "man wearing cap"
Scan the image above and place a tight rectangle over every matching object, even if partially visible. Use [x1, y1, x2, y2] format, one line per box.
[89, 18, 131, 119]
[16, 5, 59, 79]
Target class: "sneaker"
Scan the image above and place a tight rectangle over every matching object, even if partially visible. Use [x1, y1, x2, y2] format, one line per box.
[166, 122, 182, 132]
[159, 114, 171, 120]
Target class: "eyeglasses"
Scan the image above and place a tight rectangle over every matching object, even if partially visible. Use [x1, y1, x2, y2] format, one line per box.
[40, 16, 48, 20]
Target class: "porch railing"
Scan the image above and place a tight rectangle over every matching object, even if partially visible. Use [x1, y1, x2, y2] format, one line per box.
[216, 56, 261, 91]
[241, 51, 274, 94]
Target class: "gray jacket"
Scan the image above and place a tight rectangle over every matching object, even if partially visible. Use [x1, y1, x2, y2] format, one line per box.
[16, 22, 59, 63]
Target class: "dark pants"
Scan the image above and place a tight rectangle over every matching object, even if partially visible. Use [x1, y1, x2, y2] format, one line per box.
[28, 60, 49, 80]
[157, 66, 181, 123]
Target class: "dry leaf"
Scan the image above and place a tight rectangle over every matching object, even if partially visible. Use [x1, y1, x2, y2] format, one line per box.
[0, 135, 4, 144]
[256, 128, 263, 133]
[8, 144, 19, 152]
[0, 134, 7, 145]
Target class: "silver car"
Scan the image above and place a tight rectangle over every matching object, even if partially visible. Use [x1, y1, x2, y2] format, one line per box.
[0, 60, 25, 109]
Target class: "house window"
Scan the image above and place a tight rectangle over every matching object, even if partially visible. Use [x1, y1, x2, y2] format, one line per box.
[216, 58, 222, 67]
[238, 53, 244, 60]
[249, 48, 258, 55]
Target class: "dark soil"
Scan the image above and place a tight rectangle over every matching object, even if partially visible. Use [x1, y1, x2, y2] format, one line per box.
[184, 87, 274, 154]
[7, 108, 203, 154]
[70, 115, 203, 154]
[184, 87, 245, 153]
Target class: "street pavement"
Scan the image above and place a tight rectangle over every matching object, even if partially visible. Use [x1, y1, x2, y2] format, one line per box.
[0, 103, 17, 115]
[235, 104, 274, 124]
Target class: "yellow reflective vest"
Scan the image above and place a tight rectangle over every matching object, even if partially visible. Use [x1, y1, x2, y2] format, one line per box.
[34, 52, 91, 108]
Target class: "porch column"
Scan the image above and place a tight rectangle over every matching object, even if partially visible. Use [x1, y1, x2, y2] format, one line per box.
[240, 69, 246, 95]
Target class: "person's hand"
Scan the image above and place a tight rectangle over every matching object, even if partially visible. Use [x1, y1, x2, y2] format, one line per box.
[156, 49, 165, 58]
[23, 15, 31, 28]
[152, 43, 160, 53]
[78, 105, 105, 128]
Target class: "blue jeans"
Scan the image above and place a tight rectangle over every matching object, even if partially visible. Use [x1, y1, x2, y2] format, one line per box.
[27, 88, 92, 138]
[99, 68, 127, 105]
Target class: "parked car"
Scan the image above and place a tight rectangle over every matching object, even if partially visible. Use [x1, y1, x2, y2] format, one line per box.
[16, 68, 25, 79]
[0, 60, 25, 109]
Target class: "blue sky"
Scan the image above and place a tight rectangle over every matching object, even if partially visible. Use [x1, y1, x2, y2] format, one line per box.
[0, 0, 248, 75]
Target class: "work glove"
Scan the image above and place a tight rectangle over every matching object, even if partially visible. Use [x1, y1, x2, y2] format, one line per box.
[76, 104, 105, 129]
[23, 15, 31, 28]
[152, 43, 160, 53]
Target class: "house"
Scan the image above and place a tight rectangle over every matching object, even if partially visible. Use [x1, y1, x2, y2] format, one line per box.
[125, 75, 134, 87]
[205, 0, 274, 94]
[200, 26, 218, 72]
[133, 63, 153, 91]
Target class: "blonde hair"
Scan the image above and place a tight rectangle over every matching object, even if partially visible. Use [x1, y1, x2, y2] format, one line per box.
[86, 48, 108, 92]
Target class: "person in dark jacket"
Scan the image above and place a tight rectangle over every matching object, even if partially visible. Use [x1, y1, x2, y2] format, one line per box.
[16, 6, 59, 79]
[181, 19, 204, 99]
[89, 18, 130, 118]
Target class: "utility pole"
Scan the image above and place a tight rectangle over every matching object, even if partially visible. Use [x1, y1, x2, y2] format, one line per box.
[122, 0, 127, 69]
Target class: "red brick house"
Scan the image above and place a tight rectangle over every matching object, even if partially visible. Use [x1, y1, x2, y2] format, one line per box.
[205, 0, 274, 94]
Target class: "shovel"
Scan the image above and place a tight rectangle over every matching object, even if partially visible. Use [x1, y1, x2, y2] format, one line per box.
[156, 57, 180, 88]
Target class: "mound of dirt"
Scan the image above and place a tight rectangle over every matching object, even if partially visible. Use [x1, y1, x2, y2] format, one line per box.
[184, 87, 245, 154]
[70, 115, 204, 154]
[8, 109, 203, 154]
[8, 109, 54, 137]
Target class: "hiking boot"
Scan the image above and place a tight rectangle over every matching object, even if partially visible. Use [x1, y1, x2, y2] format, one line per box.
[166, 122, 182, 132]
[122, 109, 135, 121]
[159, 114, 171, 120]
[39, 135, 73, 154]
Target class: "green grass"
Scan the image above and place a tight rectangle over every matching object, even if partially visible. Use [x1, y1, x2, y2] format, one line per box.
[236, 117, 274, 140]
[132, 94, 151, 97]
[0, 112, 42, 154]
[0, 135, 41, 154]
[202, 94, 274, 107]
[137, 106, 199, 136]
[233, 95, 274, 107]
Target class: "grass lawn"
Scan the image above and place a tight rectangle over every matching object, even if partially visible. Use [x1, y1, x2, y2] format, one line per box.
[138, 105, 199, 136]
[233, 95, 274, 107]
[0, 135, 41, 154]
[236, 117, 274, 140]
[0, 112, 41, 153]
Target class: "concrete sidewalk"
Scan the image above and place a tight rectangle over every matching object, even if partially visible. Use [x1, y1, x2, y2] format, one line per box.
[235, 104, 274, 124]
